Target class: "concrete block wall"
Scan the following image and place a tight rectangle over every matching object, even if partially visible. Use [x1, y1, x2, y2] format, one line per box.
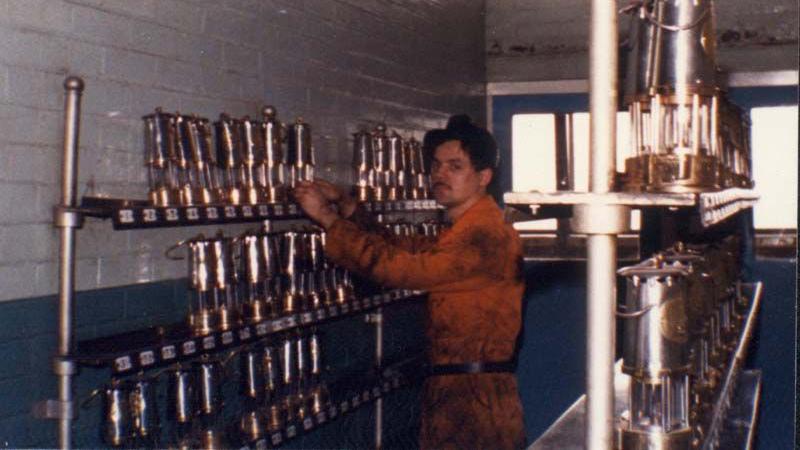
[0, 0, 486, 303]
[0, 1, 483, 446]
[486, 0, 799, 82]
[0, 279, 189, 447]
[0, 280, 427, 448]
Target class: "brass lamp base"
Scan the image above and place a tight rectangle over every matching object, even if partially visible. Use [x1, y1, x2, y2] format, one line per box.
[622, 154, 720, 193]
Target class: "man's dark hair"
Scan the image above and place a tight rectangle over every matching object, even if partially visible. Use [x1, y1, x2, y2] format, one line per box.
[422, 114, 499, 172]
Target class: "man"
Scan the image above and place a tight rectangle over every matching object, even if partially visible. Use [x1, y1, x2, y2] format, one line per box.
[293, 116, 526, 449]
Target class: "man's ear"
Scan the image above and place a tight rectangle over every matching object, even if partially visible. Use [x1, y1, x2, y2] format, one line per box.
[478, 168, 492, 188]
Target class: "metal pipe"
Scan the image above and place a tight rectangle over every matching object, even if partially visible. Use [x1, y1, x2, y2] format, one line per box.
[57, 76, 84, 450]
[555, 114, 574, 191]
[375, 309, 383, 366]
[374, 309, 383, 450]
[61, 78, 83, 209]
[589, 1, 617, 193]
[555, 114, 574, 244]
[57, 231, 74, 450]
[587, 1, 617, 449]
[585, 236, 617, 450]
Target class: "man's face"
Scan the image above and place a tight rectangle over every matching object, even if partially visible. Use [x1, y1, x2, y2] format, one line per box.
[430, 140, 491, 208]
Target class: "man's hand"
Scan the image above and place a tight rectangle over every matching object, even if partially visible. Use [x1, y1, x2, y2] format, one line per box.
[293, 181, 340, 229]
[312, 179, 344, 202]
[313, 179, 357, 219]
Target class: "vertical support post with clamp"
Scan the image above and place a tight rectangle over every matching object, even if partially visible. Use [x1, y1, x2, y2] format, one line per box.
[49, 76, 85, 450]
[366, 308, 384, 449]
[582, 2, 624, 449]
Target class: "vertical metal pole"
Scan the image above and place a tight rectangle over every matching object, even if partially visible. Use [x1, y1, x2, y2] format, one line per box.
[374, 309, 383, 450]
[554, 114, 574, 193]
[57, 76, 84, 450]
[589, 2, 617, 196]
[587, 1, 618, 450]
[585, 236, 617, 450]
[555, 114, 574, 247]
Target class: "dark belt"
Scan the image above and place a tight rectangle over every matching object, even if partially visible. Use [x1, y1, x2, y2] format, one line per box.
[429, 361, 516, 376]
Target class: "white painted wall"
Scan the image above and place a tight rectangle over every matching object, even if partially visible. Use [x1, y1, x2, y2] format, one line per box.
[0, 0, 486, 301]
[486, 0, 799, 82]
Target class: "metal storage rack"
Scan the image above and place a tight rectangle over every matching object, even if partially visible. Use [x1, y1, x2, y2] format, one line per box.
[72, 287, 421, 376]
[504, 188, 761, 449]
[37, 76, 435, 450]
[505, 2, 762, 449]
[79, 196, 439, 230]
[505, 189, 759, 230]
[526, 283, 763, 450]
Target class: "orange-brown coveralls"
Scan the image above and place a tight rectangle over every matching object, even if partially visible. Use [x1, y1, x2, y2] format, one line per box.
[325, 195, 526, 449]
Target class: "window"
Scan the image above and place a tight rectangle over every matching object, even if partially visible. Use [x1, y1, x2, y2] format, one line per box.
[511, 106, 797, 231]
[511, 114, 556, 231]
[749, 106, 798, 230]
[511, 112, 640, 231]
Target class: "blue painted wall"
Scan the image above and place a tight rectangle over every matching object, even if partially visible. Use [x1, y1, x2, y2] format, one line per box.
[515, 258, 797, 450]
[0, 281, 426, 449]
[745, 258, 797, 450]
[494, 86, 797, 447]
[0, 258, 794, 448]
[0, 279, 189, 448]
[515, 262, 588, 441]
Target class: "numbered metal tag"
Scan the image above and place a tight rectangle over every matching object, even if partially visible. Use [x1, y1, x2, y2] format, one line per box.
[182, 340, 197, 355]
[165, 208, 179, 221]
[161, 345, 176, 360]
[139, 350, 155, 367]
[114, 356, 132, 372]
[143, 208, 157, 223]
[119, 210, 134, 224]
[221, 331, 234, 345]
[186, 207, 199, 221]
[239, 327, 252, 340]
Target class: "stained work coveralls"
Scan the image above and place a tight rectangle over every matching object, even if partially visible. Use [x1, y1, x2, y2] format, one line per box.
[325, 194, 526, 450]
